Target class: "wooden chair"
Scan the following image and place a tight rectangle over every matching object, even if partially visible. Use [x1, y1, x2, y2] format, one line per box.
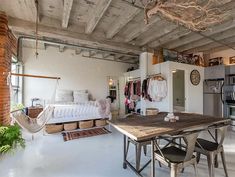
[154, 130, 200, 177]
[195, 125, 229, 177]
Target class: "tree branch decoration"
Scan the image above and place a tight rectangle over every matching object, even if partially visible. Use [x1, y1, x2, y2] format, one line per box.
[142, 0, 226, 31]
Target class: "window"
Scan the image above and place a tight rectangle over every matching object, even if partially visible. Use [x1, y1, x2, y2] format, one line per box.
[11, 56, 23, 105]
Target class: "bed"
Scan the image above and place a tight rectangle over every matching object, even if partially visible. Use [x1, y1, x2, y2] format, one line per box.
[46, 89, 111, 124]
[47, 100, 111, 124]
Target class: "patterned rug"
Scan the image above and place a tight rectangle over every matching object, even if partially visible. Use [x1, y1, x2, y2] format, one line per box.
[62, 127, 111, 141]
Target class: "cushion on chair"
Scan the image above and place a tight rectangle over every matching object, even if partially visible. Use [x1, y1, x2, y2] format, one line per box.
[195, 138, 219, 151]
[155, 146, 194, 163]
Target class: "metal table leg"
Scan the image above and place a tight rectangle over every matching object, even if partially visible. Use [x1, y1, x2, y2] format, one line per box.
[151, 139, 155, 177]
[123, 135, 127, 169]
[215, 129, 219, 168]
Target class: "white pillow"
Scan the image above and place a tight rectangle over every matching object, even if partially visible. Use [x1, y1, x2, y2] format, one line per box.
[55, 89, 73, 102]
[73, 90, 88, 94]
[74, 92, 89, 103]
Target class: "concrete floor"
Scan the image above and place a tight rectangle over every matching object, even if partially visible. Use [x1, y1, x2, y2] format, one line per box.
[0, 127, 235, 177]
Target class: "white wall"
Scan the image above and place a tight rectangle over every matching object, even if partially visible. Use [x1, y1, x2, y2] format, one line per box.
[168, 62, 204, 114]
[22, 46, 134, 107]
[139, 52, 204, 114]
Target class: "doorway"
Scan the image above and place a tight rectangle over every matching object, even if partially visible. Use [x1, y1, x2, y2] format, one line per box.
[172, 69, 185, 112]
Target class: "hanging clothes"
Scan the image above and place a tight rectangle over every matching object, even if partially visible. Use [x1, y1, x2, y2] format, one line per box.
[142, 75, 167, 102]
[142, 78, 152, 101]
[124, 79, 141, 113]
[148, 78, 167, 102]
[142, 79, 148, 99]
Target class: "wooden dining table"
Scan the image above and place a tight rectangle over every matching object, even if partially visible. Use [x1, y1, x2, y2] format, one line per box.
[108, 112, 231, 177]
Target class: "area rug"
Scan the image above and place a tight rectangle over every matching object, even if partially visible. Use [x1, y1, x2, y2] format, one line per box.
[62, 127, 111, 141]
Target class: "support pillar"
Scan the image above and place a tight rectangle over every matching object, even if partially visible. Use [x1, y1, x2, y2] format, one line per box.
[0, 11, 17, 125]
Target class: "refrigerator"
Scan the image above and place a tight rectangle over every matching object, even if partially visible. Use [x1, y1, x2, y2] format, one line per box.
[203, 78, 224, 117]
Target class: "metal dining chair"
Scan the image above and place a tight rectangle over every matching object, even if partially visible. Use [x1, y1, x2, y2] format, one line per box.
[195, 125, 229, 177]
[154, 130, 200, 177]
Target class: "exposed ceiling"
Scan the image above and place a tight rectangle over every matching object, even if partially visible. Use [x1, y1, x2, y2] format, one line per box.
[0, 0, 235, 62]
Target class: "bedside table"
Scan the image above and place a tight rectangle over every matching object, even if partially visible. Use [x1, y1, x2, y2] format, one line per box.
[28, 107, 43, 118]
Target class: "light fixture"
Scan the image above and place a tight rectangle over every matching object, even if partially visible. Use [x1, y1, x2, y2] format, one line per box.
[172, 69, 177, 73]
[141, 0, 226, 31]
[109, 78, 114, 86]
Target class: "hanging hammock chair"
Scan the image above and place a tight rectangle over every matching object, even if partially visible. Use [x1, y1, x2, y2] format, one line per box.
[11, 105, 54, 134]
[8, 72, 60, 135]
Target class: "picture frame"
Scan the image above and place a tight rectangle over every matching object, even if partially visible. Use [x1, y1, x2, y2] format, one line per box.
[229, 56, 235, 64]
[208, 57, 223, 66]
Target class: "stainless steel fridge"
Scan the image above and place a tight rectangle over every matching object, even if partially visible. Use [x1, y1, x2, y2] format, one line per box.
[203, 78, 224, 117]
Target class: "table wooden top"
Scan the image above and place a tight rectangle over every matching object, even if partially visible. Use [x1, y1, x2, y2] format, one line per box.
[108, 112, 231, 141]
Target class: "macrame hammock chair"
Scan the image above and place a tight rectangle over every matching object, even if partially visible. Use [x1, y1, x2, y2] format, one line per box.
[11, 105, 54, 134]
[9, 73, 60, 135]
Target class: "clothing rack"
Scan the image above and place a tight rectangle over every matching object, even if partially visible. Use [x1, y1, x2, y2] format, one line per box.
[147, 73, 162, 78]
[127, 77, 141, 81]
[147, 73, 165, 81]
[10, 73, 61, 80]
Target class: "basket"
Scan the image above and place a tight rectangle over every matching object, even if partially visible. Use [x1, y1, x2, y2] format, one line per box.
[45, 124, 64, 134]
[79, 120, 94, 129]
[95, 119, 107, 127]
[64, 122, 77, 131]
[146, 108, 159, 115]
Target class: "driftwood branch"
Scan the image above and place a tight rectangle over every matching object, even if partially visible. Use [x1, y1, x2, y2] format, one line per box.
[142, 0, 226, 31]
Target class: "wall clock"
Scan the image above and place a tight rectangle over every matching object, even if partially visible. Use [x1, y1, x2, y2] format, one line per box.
[190, 70, 200, 85]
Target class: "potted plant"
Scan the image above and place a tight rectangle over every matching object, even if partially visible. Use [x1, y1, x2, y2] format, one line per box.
[0, 124, 25, 154]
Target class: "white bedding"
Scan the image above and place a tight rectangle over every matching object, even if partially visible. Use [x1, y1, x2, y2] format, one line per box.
[47, 100, 111, 124]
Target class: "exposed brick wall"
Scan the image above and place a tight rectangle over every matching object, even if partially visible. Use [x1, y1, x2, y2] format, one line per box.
[0, 11, 17, 125]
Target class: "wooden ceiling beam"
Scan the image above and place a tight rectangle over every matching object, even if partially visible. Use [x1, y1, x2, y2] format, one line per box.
[177, 27, 235, 52]
[17, 0, 39, 22]
[85, 0, 112, 34]
[62, 0, 73, 28]
[205, 42, 235, 53]
[106, 8, 141, 39]
[138, 21, 178, 46]
[164, 17, 235, 50]
[148, 27, 190, 48]
[8, 16, 143, 55]
[185, 36, 235, 54]
[125, 16, 161, 43]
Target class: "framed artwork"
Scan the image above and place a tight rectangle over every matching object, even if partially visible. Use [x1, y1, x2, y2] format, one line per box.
[208, 57, 223, 66]
[163, 49, 178, 62]
[163, 49, 204, 66]
[229, 56, 235, 64]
